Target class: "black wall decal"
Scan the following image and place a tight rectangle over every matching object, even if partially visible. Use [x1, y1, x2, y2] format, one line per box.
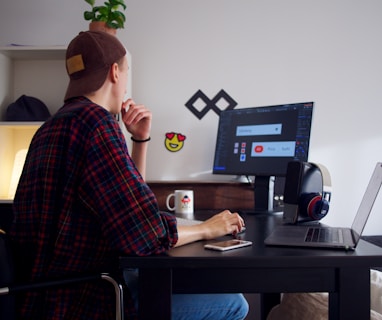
[185, 89, 237, 119]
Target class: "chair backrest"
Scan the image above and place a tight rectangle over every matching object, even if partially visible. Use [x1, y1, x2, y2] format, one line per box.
[0, 230, 16, 319]
[0, 230, 124, 320]
[0, 204, 124, 320]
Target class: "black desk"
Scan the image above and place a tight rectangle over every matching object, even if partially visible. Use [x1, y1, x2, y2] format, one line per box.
[119, 211, 382, 319]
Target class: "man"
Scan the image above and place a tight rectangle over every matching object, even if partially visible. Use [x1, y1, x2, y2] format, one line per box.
[10, 31, 248, 319]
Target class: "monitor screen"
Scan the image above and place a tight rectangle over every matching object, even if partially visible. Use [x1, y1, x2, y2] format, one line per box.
[212, 102, 314, 177]
[212, 101, 314, 213]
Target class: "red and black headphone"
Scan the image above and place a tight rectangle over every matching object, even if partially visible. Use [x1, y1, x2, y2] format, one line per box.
[298, 163, 332, 221]
[283, 161, 332, 224]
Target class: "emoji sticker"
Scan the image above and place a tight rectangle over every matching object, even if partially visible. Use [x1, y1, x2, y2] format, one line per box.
[165, 132, 186, 152]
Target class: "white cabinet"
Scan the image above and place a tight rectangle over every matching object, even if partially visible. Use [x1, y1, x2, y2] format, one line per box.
[0, 46, 68, 119]
[0, 46, 132, 201]
[0, 122, 41, 200]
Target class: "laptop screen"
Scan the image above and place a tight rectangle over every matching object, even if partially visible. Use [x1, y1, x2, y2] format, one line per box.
[351, 162, 382, 241]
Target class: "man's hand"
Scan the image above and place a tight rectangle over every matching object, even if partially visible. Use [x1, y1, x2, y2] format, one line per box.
[121, 98, 152, 140]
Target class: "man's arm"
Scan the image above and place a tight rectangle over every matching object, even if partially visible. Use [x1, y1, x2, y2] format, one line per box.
[130, 139, 149, 179]
[121, 99, 152, 180]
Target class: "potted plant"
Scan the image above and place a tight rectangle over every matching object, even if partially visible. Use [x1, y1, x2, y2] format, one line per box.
[84, 0, 126, 33]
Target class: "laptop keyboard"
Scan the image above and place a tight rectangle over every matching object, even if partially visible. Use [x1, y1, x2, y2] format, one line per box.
[305, 227, 341, 243]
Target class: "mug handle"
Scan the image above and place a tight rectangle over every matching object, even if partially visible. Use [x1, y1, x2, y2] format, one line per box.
[166, 193, 175, 211]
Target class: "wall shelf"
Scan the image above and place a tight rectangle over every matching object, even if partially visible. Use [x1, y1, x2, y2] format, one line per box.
[0, 46, 66, 60]
[0, 46, 68, 119]
[0, 121, 43, 127]
[0, 47, 66, 201]
[0, 45, 132, 201]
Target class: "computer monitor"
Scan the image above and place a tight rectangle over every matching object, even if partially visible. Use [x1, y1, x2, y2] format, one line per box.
[212, 101, 314, 213]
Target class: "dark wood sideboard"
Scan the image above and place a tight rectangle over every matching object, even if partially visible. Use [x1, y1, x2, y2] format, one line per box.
[148, 181, 255, 211]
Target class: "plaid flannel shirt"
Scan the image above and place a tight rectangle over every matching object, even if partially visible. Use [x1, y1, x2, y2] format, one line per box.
[10, 97, 178, 319]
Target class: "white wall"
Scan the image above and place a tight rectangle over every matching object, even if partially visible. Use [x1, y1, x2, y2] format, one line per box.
[1, 0, 382, 234]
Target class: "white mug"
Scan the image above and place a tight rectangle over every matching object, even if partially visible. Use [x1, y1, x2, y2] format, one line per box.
[166, 190, 194, 214]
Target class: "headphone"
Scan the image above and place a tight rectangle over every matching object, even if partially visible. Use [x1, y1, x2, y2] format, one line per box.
[300, 193, 330, 220]
[298, 163, 332, 221]
[283, 161, 332, 224]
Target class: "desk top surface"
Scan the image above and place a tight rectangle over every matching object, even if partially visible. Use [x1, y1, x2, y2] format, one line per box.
[120, 211, 382, 269]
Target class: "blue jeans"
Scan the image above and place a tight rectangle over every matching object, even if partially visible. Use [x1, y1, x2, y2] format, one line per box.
[123, 269, 249, 320]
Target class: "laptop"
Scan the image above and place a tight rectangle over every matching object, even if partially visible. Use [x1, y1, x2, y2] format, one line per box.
[264, 162, 382, 250]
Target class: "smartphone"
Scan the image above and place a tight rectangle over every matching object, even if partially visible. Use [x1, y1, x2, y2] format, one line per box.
[204, 239, 253, 251]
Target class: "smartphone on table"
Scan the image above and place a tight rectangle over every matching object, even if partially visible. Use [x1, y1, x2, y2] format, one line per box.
[204, 239, 252, 251]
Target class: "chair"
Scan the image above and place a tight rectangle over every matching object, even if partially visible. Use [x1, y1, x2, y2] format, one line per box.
[0, 228, 124, 320]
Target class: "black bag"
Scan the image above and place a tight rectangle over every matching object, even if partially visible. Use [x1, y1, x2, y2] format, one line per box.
[5, 95, 51, 121]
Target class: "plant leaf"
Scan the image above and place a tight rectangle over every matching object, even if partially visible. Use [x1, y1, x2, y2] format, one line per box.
[111, 0, 126, 10]
[84, 11, 96, 21]
[84, 0, 126, 28]
[85, 0, 95, 7]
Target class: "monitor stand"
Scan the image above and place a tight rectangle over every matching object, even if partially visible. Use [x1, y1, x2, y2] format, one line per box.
[251, 175, 281, 215]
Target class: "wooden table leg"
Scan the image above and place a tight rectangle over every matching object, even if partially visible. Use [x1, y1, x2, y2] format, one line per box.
[138, 268, 172, 320]
[329, 267, 370, 319]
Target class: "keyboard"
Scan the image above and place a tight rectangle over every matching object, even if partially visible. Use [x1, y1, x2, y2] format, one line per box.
[305, 227, 341, 243]
[176, 217, 246, 234]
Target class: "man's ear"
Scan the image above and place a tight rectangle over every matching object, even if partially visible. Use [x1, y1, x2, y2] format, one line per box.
[109, 62, 119, 83]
